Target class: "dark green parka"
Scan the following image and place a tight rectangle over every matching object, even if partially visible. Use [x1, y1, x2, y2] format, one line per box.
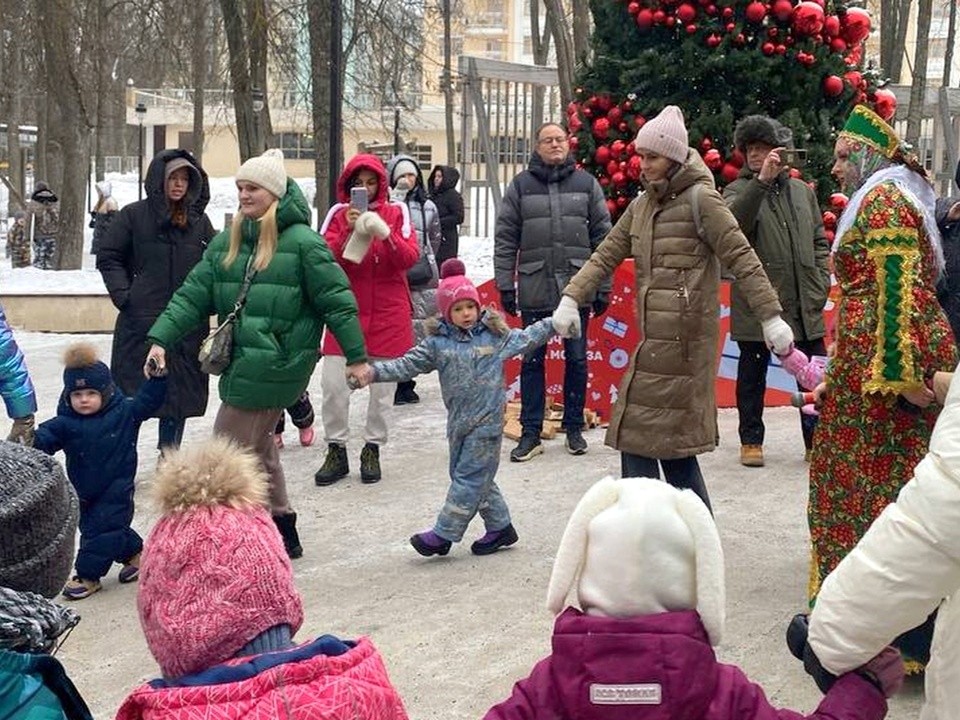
[723, 167, 830, 342]
[148, 180, 365, 409]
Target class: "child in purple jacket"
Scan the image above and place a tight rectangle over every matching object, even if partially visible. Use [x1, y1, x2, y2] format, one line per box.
[484, 477, 902, 720]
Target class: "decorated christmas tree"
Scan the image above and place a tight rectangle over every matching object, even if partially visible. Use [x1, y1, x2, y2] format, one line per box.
[569, 0, 895, 229]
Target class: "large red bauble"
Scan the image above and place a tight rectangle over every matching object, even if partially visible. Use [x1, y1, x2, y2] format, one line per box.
[607, 106, 623, 124]
[617, 195, 630, 209]
[745, 0, 767, 23]
[829, 193, 848, 210]
[594, 145, 611, 166]
[627, 1, 641, 15]
[685, 23, 698, 34]
[722, 6, 734, 19]
[706, 5, 718, 16]
[844, 70, 863, 89]
[665, 15, 676, 27]
[703, 148, 723, 170]
[721, 162, 740, 183]
[636, 8, 655, 29]
[821, 210, 837, 229]
[676, 3, 697, 24]
[792, 1, 825, 36]
[775, 43, 787, 55]
[605, 198, 617, 215]
[596, 95, 613, 112]
[606, 160, 620, 176]
[823, 75, 844, 97]
[612, 171, 627, 187]
[842, 7, 871, 44]
[653, 9, 666, 23]
[569, 114, 582, 133]
[592, 117, 611, 139]
[625, 141, 636, 156]
[823, 14, 840, 37]
[762, 41, 776, 55]
[611, 139, 626, 158]
[772, 0, 794, 23]
[706, 33, 722, 47]
[568, 135, 579, 151]
[599, 176, 610, 188]
[627, 154, 642, 179]
[566, 102, 578, 116]
[829, 37, 847, 53]
[873, 87, 897, 121]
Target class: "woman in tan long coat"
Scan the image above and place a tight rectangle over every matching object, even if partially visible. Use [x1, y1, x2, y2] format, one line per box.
[552, 106, 792, 511]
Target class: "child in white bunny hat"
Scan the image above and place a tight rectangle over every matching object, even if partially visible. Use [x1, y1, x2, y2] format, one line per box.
[484, 476, 901, 720]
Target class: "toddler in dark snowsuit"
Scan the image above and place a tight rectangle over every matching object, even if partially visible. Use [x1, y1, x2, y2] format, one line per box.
[34, 343, 166, 600]
[359, 259, 555, 557]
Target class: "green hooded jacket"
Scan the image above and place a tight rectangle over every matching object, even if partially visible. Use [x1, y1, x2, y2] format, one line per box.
[148, 179, 366, 409]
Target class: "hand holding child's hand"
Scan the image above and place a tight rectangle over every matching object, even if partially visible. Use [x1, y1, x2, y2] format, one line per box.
[144, 345, 167, 378]
[856, 646, 904, 698]
[345, 362, 374, 389]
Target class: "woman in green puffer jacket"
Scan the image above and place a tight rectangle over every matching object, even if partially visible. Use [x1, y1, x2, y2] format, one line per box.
[145, 150, 367, 559]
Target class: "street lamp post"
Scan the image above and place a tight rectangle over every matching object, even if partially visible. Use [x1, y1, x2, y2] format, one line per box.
[252, 87, 265, 154]
[393, 107, 400, 155]
[135, 101, 146, 200]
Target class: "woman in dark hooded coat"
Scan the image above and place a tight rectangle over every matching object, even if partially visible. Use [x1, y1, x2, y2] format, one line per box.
[427, 165, 464, 267]
[97, 149, 214, 452]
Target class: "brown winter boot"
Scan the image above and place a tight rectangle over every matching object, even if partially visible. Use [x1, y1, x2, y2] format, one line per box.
[740, 444, 765, 467]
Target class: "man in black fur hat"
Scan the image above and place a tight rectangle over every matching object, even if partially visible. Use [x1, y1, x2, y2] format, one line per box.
[723, 116, 831, 468]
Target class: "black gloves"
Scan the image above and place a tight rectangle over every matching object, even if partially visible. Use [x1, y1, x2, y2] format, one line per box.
[499, 289, 518, 316]
[592, 292, 610, 317]
[786, 614, 838, 694]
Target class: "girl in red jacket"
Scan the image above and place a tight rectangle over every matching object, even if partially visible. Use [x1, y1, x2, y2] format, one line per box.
[485, 476, 901, 720]
[116, 438, 408, 720]
[316, 154, 420, 487]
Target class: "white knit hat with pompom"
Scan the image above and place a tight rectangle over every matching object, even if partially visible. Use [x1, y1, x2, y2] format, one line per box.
[236, 149, 288, 199]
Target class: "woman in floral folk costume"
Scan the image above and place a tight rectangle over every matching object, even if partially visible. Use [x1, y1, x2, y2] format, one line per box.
[810, 105, 958, 670]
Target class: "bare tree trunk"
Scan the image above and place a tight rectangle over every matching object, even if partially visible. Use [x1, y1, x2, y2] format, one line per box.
[307, 0, 335, 213]
[572, 0, 590, 65]
[530, 0, 553, 132]
[246, 0, 271, 149]
[542, 0, 574, 108]
[880, 0, 911, 82]
[945, 0, 957, 87]
[219, 0, 260, 162]
[906, 0, 933, 147]
[39, 0, 94, 269]
[3, 0, 25, 209]
[442, 0, 455, 164]
[191, 0, 208, 163]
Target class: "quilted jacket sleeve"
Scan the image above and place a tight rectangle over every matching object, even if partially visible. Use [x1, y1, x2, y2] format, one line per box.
[483, 658, 559, 720]
[563, 198, 635, 305]
[809, 359, 960, 673]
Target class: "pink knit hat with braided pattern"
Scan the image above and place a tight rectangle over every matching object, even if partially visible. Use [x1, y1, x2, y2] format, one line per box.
[437, 258, 480, 322]
[137, 438, 303, 679]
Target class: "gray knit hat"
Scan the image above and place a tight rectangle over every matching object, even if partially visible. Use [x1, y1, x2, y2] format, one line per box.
[0, 442, 79, 598]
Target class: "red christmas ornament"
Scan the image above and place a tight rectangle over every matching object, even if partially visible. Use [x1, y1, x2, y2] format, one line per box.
[700, 136, 713, 151]
[768, 27, 779, 38]
[617, 195, 630, 209]
[722, 6, 733, 19]
[568, 114, 582, 133]
[592, 117, 611, 140]
[706, 5, 718, 16]
[745, 1, 766, 23]
[829, 37, 847, 53]
[676, 3, 697, 24]
[775, 43, 787, 54]
[623, 100, 633, 110]
[797, 51, 816, 67]
[635, 115, 647, 129]
[665, 15, 677, 27]
[625, 141, 636, 156]
[792, 1, 825, 36]
[685, 23, 698, 34]
[721, 162, 740, 183]
[873, 87, 897, 121]
[607, 106, 623, 124]
[599, 176, 610, 188]
[725, 22, 735, 32]
[703, 148, 723, 170]
[568, 135, 579, 151]
[822, 210, 837, 230]
[771, 0, 794, 23]
[845, 45, 863, 66]
[730, 148, 745, 167]
[627, 154, 642, 179]
[619, 122, 629, 132]
[594, 145, 611, 166]
[606, 160, 620, 176]
[734, 33, 747, 45]
[596, 95, 613, 112]
[762, 42, 776, 55]
[566, 102, 578, 116]
[582, 106, 593, 118]
[829, 193, 848, 210]
[636, 8, 655, 29]
[605, 199, 617, 215]
[844, 70, 863, 89]
[627, 1, 641, 15]
[611, 139, 626, 158]
[841, 7, 871, 45]
[823, 14, 840, 37]
[653, 9, 666, 24]
[706, 33, 722, 48]
[824, 229, 835, 243]
[822, 75, 844, 97]
[612, 171, 627, 188]
[788, 167, 802, 179]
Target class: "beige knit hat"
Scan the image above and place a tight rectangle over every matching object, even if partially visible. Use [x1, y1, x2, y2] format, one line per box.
[236, 149, 288, 198]
[634, 105, 689, 164]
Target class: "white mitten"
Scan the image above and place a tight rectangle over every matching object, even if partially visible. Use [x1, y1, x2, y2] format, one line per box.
[342, 232, 373, 264]
[354, 211, 390, 240]
[551, 296, 582, 339]
[761, 316, 794, 355]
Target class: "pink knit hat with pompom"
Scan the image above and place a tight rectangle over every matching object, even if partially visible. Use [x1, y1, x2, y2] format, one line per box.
[137, 437, 303, 679]
[436, 258, 480, 322]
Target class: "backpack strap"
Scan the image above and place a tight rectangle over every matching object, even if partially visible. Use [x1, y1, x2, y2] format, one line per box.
[689, 183, 705, 240]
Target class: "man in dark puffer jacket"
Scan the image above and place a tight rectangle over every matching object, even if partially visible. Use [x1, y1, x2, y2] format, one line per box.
[494, 122, 612, 462]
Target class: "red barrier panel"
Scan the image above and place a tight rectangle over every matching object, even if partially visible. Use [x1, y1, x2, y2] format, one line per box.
[478, 259, 838, 422]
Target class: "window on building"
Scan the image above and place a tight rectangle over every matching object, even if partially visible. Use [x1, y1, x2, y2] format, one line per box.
[270, 132, 316, 160]
[484, 40, 503, 59]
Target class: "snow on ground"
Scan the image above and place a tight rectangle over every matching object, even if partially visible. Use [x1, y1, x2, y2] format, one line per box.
[0, 172, 494, 295]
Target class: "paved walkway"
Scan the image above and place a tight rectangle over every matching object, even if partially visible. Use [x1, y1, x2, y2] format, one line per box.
[15, 331, 923, 718]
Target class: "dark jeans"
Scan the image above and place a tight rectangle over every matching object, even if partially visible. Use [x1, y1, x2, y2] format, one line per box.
[620, 452, 712, 514]
[736, 338, 827, 450]
[157, 417, 186, 451]
[520, 307, 589, 435]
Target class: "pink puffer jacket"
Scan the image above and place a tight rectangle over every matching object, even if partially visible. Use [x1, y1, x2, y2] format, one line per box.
[115, 636, 408, 720]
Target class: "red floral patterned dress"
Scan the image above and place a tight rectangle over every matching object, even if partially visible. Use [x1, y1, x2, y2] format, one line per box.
[809, 183, 957, 604]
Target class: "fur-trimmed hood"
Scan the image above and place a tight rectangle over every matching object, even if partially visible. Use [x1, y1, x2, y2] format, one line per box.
[151, 436, 269, 514]
[425, 308, 510, 338]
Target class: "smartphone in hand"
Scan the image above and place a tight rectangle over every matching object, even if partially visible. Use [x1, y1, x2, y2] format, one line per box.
[781, 148, 807, 168]
[350, 186, 369, 213]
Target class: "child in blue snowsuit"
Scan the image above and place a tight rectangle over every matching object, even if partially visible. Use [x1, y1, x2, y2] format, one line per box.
[359, 259, 555, 557]
[34, 343, 166, 600]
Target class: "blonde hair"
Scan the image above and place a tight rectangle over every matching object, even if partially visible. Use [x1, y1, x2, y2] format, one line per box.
[223, 200, 279, 271]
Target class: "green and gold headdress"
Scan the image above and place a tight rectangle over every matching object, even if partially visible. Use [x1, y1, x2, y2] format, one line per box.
[838, 104, 902, 159]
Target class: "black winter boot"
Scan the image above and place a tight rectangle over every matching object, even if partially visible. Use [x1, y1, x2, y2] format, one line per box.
[360, 443, 381, 483]
[272, 512, 303, 559]
[315, 444, 349, 486]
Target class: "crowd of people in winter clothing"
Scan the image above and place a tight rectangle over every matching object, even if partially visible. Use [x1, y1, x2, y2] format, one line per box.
[7, 96, 960, 720]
